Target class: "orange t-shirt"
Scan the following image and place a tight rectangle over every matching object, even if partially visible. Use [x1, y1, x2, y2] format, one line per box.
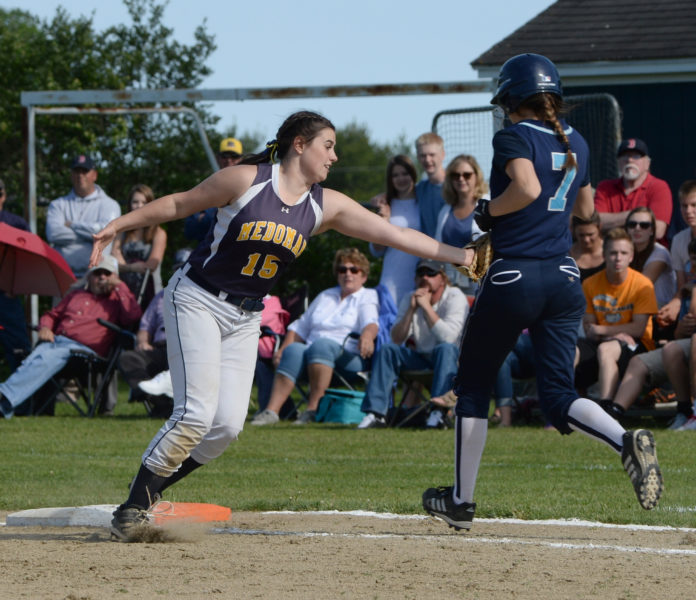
[582, 268, 658, 350]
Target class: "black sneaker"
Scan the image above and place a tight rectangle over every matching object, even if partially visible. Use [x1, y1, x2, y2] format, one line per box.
[110, 504, 151, 541]
[422, 486, 476, 531]
[622, 429, 663, 510]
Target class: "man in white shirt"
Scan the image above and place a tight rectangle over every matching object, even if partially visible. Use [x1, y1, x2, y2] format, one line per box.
[251, 249, 379, 426]
[358, 258, 468, 428]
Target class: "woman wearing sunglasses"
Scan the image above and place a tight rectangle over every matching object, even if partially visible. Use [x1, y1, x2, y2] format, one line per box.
[251, 248, 378, 425]
[625, 207, 676, 308]
[434, 155, 489, 294]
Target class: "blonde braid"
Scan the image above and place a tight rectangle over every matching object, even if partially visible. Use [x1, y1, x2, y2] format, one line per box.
[542, 95, 576, 170]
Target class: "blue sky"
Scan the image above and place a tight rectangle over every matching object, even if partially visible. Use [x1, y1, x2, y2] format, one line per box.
[12, 0, 554, 149]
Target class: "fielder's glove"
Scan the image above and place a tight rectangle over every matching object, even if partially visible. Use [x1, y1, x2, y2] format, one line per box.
[455, 233, 493, 283]
[473, 198, 494, 232]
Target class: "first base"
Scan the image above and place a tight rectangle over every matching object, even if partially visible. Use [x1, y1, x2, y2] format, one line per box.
[5, 503, 231, 528]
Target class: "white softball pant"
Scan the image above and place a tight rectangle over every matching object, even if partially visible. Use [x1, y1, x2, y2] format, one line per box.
[142, 270, 261, 477]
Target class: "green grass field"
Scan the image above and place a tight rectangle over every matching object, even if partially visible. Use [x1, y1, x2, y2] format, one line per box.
[1, 394, 694, 528]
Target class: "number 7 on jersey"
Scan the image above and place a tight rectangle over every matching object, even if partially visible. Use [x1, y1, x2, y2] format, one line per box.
[548, 152, 577, 211]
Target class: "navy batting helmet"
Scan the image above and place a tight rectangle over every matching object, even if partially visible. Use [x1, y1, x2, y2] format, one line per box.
[490, 53, 562, 113]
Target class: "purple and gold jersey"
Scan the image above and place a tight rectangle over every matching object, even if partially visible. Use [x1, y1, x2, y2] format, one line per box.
[188, 163, 323, 297]
[489, 118, 590, 259]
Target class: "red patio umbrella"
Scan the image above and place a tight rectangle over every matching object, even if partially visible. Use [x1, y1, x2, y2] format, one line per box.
[0, 222, 76, 297]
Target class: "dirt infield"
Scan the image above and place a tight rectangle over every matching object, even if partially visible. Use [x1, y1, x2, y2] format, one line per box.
[2, 510, 695, 599]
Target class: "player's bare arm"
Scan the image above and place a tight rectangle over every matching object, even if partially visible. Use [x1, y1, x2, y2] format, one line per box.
[489, 158, 541, 216]
[320, 189, 471, 266]
[90, 165, 257, 267]
[571, 184, 595, 220]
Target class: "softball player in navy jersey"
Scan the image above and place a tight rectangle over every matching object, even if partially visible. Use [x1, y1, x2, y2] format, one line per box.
[422, 54, 663, 531]
[90, 111, 470, 540]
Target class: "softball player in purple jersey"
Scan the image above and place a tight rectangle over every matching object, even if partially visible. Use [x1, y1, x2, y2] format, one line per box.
[91, 111, 470, 541]
[422, 54, 663, 531]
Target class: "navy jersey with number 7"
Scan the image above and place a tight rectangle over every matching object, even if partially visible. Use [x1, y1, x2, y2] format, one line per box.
[489, 118, 590, 259]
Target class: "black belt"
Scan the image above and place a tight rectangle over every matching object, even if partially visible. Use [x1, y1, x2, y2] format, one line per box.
[185, 267, 265, 312]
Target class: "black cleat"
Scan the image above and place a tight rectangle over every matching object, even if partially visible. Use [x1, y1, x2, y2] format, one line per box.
[422, 486, 476, 531]
[622, 429, 663, 510]
[110, 504, 152, 541]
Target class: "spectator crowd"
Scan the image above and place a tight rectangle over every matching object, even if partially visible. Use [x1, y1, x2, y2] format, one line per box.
[1, 133, 695, 432]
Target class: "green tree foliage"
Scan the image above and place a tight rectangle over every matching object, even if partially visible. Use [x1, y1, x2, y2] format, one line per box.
[0, 1, 415, 301]
[0, 0, 218, 270]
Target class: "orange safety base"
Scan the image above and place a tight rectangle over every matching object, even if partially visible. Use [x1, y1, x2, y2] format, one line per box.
[149, 501, 231, 525]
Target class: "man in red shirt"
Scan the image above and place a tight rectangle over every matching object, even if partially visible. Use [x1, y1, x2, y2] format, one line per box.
[594, 138, 672, 240]
[0, 254, 141, 418]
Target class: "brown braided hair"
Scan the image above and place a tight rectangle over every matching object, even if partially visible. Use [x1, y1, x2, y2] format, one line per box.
[518, 93, 576, 170]
[240, 111, 335, 165]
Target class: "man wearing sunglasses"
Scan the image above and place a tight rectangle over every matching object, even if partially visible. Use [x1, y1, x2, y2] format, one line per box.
[594, 138, 672, 240]
[358, 258, 468, 428]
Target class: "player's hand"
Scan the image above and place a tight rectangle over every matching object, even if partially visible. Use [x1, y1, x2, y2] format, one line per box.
[459, 247, 475, 268]
[90, 224, 117, 268]
[473, 198, 494, 232]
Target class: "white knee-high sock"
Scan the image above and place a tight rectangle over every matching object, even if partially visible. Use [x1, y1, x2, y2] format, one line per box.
[453, 416, 488, 504]
[567, 397, 625, 454]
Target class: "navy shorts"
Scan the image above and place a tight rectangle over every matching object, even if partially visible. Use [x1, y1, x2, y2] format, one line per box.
[454, 254, 586, 433]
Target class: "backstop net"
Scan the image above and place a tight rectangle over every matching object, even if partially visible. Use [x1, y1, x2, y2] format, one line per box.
[432, 93, 622, 187]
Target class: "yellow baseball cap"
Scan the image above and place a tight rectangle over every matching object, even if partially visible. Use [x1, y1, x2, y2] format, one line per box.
[219, 137, 243, 156]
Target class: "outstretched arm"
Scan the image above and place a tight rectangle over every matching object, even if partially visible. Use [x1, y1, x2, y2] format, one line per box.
[320, 189, 472, 266]
[90, 166, 257, 267]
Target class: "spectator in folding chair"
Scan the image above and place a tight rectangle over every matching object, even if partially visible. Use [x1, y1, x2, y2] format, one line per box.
[251, 248, 379, 426]
[357, 258, 468, 429]
[0, 254, 141, 418]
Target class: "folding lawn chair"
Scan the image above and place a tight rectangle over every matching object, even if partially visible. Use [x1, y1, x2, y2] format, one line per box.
[30, 318, 135, 417]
